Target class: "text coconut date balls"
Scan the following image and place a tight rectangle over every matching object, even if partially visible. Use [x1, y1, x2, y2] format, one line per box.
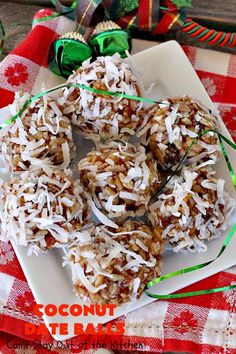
[0, 168, 90, 255]
[138, 96, 220, 169]
[65, 220, 163, 305]
[60, 53, 143, 141]
[78, 140, 161, 221]
[0, 92, 75, 172]
[149, 166, 236, 253]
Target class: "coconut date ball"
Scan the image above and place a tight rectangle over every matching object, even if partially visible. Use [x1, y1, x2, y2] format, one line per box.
[66, 220, 163, 305]
[0, 168, 90, 255]
[149, 165, 236, 253]
[78, 140, 162, 221]
[138, 96, 220, 170]
[0, 92, 75, 172]
[61, 53, 143, 141]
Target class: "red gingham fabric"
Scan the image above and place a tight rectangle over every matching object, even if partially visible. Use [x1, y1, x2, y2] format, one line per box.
[0, 9, 236, 354]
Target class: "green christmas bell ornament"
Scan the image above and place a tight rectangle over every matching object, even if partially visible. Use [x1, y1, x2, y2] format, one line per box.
[89, 21, 131, 58]
[48, 32, 92, 78]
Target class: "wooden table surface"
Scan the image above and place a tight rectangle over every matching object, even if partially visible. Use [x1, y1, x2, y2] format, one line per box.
[0, 0, 236, 61]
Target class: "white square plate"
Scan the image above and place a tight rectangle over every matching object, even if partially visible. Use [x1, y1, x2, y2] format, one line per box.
[0, 40, 236, 341]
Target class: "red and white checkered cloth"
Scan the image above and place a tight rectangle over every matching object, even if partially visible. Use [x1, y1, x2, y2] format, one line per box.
[0, 9, 236, 354]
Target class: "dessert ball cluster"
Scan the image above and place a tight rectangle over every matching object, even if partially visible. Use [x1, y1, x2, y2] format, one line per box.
[66, 220, 163, 304]
[0, 53, 235, 307]
[138, 95, 235, 253]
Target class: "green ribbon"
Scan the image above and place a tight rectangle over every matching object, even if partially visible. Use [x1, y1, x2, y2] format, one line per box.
[145, 223, 236, 299]
[32, 9, 75, 26]
[1, 86, 236, 190]
[151, 128, 236, 203]
[0, 83, 157, 129]
[1, 84, 235, 190]
[1, 84, 236, 300]
[146, 128, 236, 299]
[218, 132, 236, 189]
